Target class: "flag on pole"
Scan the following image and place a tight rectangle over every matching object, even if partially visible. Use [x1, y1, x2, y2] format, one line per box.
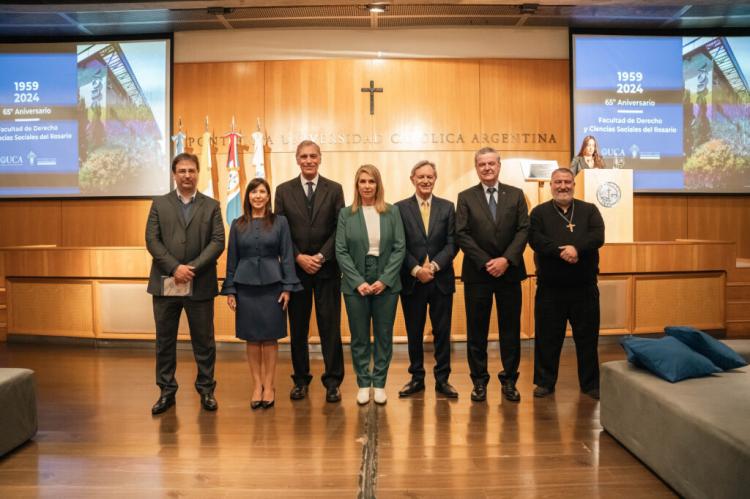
[252, 118, 265, 179]
[171, 130, 185, 157]
[199, 117, 216, 199]
[171, 118, 185, 158]
[224, 119, 242, 223]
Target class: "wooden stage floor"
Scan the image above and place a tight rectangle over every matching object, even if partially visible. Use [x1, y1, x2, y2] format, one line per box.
[0, 340, 675, 498]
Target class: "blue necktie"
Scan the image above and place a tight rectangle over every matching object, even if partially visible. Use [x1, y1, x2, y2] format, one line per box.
[487, 187, 497, 220]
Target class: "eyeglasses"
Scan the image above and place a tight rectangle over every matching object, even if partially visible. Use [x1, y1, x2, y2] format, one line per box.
[175, 169, 197, 176]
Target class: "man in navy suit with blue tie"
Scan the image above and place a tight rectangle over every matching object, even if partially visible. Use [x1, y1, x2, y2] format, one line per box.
[456, 147, 529, 403]
[396, 160, 458, 398]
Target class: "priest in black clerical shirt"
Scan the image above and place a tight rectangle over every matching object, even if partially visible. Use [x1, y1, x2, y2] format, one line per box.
[528, 168, 605, 400]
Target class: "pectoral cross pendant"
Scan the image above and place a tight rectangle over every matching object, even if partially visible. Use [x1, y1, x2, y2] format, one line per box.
[567, 222, 575, 233]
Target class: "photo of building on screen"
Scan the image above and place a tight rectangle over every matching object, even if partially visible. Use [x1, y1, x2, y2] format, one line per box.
[77, 42, 167, 195]
[683, 37, 750, 191]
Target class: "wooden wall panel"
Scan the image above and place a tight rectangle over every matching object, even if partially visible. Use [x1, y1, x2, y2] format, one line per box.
[727, 284, 750, 300]
[5, 249, 92, 277]
[633, 273, 725, 333]
[173, 62, 265, 155]
[479, 59, 570, 153]
[688, 195, 750, 258]
[634, 194, 750, 258]
[0, 201, 61, 247]
[90, 249, 152, 278]
[633, 195, 688, 242]
[727, 301, 750, 321]
[599, 245, 637, 274]
[8, 279, 94, 336]
[635, 242, 734, 273]
[61, 200, 152, 247]
[265, 60, 373, 153]
[371, 59, 481, 151]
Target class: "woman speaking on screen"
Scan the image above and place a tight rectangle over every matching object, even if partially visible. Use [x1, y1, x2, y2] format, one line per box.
[570, 135, 606, 176]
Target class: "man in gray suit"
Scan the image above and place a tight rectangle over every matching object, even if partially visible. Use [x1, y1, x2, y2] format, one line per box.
[396, 160, 458, 399]
[146, 152, 225, 415]
[456, 147, 529, 403]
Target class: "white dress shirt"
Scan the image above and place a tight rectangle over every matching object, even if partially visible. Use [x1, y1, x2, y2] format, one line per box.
[362, 206, 380, 257]
[482, 182, 500, 204]
[299, 174, 320, 193]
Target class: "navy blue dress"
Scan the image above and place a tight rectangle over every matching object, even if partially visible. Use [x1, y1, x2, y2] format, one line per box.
[221, 216, 302, 342]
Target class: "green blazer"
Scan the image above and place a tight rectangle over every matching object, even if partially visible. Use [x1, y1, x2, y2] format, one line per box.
[335, 204, 406, 295]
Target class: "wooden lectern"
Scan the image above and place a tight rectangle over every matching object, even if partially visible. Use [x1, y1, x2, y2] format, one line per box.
[574, 169, 633, 243]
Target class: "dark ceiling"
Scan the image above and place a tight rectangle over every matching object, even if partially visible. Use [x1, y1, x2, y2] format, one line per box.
[0, 1, 749, 37]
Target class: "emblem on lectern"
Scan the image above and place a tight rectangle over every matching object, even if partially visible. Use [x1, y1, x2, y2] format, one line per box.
[596, 181, 621, 208]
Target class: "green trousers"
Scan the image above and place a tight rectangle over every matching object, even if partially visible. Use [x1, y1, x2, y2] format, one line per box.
[343, 256, 399, 388]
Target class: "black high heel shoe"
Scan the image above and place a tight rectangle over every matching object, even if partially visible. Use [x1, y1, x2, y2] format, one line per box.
[251, 386, 263, 410]
[261, 388, 275, 409]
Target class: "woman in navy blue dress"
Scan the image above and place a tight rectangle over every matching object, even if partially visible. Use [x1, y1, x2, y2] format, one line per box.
[222, 178, 301, 409]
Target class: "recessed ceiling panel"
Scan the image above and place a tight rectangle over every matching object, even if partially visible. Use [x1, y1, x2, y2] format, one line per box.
[69, 9, 216, 23]
[230, 18, 372, 29]
[83, 20, 221, 35]
[226, 6, 367, 20]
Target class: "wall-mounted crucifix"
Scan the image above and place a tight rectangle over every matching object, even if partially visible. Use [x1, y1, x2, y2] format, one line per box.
[360, 80, 383, 115]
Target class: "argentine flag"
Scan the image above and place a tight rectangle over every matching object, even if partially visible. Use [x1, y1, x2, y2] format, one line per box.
[225, 131, 242, 223]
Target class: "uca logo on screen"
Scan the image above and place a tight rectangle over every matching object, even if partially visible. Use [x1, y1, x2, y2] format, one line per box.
[0, 155, 24, 166]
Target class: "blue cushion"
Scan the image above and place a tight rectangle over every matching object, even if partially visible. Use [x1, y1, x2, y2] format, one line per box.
[620, 336, 722, 383]
[665, 326, 748, 370]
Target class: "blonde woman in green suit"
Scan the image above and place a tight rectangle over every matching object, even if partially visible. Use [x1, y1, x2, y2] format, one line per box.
[335, 164, 406, 405]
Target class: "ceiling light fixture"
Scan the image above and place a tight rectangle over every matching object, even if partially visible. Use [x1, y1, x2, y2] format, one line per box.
[366, 4, 388, 14]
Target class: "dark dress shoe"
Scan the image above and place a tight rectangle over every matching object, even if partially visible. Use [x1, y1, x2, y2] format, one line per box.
[435, 381, 459, 399]
[250, 400, 263, 410]
[398, 379, 425, 398]
[290, 384, 308, 400]
[151, 395, 175, 415]
[533, 386, 555, 398]
[326, 386, 341, 403]
[502, 380, 521, 402]
[470, 384, 487, 402]
[584, 388, 600, 400]
[201, 393, 218, 411]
